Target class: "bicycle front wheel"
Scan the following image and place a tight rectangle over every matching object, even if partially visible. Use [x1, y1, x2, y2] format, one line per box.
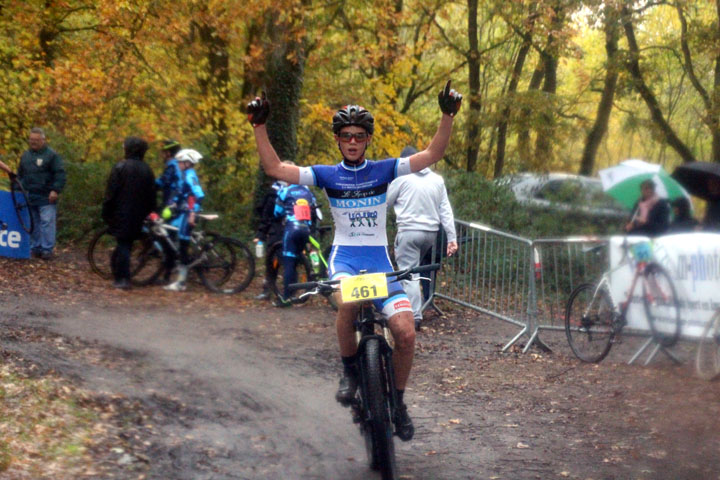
[266, 242, 312, 303]
[696, 311, 720, 381]
[642, 262, 681, 347]
[10, 177, 33, 234]
[196, 234, 255, 294]
[360, 338, 397, 480]
[565, 283, 615, 363]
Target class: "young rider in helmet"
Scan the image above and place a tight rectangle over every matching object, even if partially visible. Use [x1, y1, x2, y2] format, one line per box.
[165, 148, 205, 291]
[247, 81, 462, 441]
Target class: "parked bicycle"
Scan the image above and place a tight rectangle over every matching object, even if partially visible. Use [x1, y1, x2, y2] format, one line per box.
[88, 213, 255, 293]
[0, 171, 33, 234]
[289, 264, 439, 480]
[565, 239, 681, 363]
[266, 224, 337, 309]
[696, 308, 720, 380]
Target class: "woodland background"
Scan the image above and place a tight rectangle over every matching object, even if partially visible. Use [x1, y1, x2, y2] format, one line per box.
[1, 0, 719, 239]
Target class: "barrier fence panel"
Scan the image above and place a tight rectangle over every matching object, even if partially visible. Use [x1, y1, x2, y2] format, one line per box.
[432, 220, 534, 351]
[531, 237, 609, 337]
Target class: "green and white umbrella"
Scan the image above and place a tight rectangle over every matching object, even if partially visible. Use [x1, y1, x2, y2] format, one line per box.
[598, 159, 689, 210]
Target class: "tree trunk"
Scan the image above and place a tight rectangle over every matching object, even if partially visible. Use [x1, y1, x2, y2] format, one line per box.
[495, 39, 530, 178]
[466, 0, 481, 172]
[579, 9, 619, 176]
[196, 23, 230, 161]
[518, 62, 544, 170]
[621, 7, 696, 164]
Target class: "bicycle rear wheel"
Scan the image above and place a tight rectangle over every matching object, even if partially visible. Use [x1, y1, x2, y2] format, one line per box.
[565, 283, 615, 363]
[360, 338, 397, 480]
[196, 234, 255, 294]
[642, 262, 681, 347]
[266, 242, 312, 303]
[87, 227, 164, 284]
[10, 177, 33, 234]
[696, 311, 720, 381]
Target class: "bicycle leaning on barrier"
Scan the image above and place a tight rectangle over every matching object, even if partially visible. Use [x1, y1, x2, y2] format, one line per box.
[564, 238, 681, 363]
[87, 213, 255, 294]
[0, 159, 33, 234]
[288, 264, 439, 480]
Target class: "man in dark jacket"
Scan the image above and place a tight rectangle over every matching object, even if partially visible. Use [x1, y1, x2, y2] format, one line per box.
[253, 179, 286, 300]
[102, 137, 156, 289]
[17, 127, 66, 259]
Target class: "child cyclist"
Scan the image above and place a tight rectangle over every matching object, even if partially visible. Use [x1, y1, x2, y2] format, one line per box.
[247, 80, 462, 441]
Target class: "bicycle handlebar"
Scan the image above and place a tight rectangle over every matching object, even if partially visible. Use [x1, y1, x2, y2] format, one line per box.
[288, 263, 441, 294]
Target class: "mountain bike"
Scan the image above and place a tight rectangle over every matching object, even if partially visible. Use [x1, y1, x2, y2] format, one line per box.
[266, 224, 337, 309]
[289, 264, 439, 480]
[87, 214, 255, 293]
[696, 308, 720, 380]
[565, 239, 681, 363]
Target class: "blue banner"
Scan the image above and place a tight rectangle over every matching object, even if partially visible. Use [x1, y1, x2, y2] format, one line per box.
[0, 190, 30, 259]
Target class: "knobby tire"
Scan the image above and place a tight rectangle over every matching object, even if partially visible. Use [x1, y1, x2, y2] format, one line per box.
[10, 177, 33, 234]
[565, 283, 614, 363]
[197, 234, 255, 294]
[360, 338, 397, 480]
[696, 311, 720, 381]
[642, 262, 681, 347]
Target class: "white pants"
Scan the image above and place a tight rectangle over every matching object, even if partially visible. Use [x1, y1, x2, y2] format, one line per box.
[394, 230, 437, 321]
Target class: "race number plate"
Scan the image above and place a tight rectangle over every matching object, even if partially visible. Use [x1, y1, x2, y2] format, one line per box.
[340, 273, 388, 303]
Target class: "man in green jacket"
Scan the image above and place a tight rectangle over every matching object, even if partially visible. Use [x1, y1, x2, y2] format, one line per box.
[18, 127, 66, 259]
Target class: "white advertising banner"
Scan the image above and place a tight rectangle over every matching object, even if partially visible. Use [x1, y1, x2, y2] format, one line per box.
[608, 233, 720, 338]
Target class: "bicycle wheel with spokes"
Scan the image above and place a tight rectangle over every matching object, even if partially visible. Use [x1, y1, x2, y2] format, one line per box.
[196, 234, 255, 294]
[10, 177, 33, 234]
[360, 338, 397, 479]
[565, 283, 615, 363]
[266, 242, 312, 303]
[642, 262, 682, 347]
[696, 311, 720, 381]
[87, 227, 114, 279]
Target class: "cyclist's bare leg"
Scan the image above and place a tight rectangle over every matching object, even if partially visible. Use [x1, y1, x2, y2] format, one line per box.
[336, 301, 359, 356]
[387, 310, 415, 390]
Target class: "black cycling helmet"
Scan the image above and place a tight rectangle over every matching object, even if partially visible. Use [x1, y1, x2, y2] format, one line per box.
[332, 105, 374, 135]
[161, 139, 181, 156]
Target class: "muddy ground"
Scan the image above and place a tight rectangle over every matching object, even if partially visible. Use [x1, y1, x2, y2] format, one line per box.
[1, 248, 720, 479]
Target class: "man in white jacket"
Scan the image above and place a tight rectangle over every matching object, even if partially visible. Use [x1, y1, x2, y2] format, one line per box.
[387, 146, 458, 330]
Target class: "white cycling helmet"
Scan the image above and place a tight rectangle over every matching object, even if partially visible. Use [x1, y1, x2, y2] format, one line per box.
[176, 148, 203, 164]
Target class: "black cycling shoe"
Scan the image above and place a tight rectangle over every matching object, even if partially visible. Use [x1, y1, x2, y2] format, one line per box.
[394, 403, 414, 441]
[335, 370, 358, 406]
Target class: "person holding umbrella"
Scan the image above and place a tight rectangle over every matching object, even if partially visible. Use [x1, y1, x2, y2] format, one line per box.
[672, 162, 720, 232]
[624, 179, 670, 236]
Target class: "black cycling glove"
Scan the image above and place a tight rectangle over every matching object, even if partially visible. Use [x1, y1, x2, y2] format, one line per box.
[438, 80, 462, 117]
[247, 91, 270, 127]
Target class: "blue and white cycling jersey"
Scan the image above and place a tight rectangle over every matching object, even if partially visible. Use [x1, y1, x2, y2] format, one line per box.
[298, 158, 412, 247]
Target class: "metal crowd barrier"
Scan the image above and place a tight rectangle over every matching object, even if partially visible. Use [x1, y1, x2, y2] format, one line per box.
[431, 220, 535, 352]
[425, 220, 612, 354]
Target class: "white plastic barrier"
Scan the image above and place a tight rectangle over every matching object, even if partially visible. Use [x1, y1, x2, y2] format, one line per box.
[608, 233, 720, 338]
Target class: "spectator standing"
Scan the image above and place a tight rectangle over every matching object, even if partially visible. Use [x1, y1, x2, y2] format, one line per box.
[703, 177, 720, 231]
[668, 197, 698, 233]
[387, 146, 458, 330]
[624, 179, 669, 237]
[253, 179, 287, 300]
[101, 137, 156, 289]
[17, 127, 66, 259]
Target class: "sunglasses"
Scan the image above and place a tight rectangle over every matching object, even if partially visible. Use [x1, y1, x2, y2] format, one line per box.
[338, 132, 369, 143]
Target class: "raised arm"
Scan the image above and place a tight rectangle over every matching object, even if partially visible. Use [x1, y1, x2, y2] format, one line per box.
[247, 92, 300, 185]
[408, 81, 463, 173]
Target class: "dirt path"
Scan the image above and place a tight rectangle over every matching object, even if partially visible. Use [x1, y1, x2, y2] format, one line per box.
[2, 251, 720, 479]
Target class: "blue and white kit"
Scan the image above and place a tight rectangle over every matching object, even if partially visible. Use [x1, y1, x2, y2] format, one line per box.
[298, 157, 414, 317]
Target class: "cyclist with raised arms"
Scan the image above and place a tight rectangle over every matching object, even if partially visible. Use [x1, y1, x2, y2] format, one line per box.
[247, 81, 462, 441]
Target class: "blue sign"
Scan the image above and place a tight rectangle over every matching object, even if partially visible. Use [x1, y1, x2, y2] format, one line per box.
[0, 190, 30, 259]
